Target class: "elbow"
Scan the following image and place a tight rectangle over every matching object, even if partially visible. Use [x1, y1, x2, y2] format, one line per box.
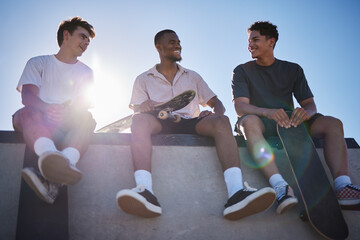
[234, 103, 245, 117]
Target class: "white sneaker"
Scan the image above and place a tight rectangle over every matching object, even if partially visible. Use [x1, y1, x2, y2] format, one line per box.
[21, 167, 61, 204]
[38, 151, 82, 185]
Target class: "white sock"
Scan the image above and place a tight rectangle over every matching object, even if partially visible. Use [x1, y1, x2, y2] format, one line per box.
[62, 147, 80, 166]
[269, 173, 287, 188]
[134, 170, 153, 194]
[34, 137, 57, 156]
[333, 175, 351, 191]
[224, 167, 244, 198]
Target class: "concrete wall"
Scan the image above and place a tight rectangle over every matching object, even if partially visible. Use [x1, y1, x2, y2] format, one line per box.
[1, 132, 360, 240]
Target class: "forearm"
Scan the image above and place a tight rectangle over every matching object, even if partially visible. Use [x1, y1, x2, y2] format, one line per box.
[212, 101, 226, 115]
[235, 101, 269, 118]
[21, 91, 49, 112]
[302, 103, 317, 117]
[298, 98, 317, 117]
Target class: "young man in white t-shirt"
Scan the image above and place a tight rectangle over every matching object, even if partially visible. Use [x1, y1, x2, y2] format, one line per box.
[116, 30, 276, 220]
[12, 17, 96, 204]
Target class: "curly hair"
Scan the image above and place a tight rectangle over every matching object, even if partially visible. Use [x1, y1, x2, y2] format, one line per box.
[57, 16, 95, 47]
[248, 21, 279, 48]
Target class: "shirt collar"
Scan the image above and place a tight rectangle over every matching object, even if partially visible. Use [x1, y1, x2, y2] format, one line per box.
[147, 63, 188, 77]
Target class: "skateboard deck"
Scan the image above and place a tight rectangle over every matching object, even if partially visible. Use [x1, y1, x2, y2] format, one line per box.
[97, 90, 196, 133]
[16, 146, 69, 240]
[277, 124, 348, 240]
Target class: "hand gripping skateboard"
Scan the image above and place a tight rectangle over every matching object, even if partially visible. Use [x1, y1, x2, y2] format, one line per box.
[97, 90, 196, 133]
[277, 123, 348, 240]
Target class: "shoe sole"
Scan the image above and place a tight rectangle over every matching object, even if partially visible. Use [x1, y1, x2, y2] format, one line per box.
[39, 152, 82, 185]
[224, 187, 276, 221]
[21, 168, 54, 204]
[276, 197, 298, 214]
[338, 199, 360, 205]
[116, 189, 162, 218]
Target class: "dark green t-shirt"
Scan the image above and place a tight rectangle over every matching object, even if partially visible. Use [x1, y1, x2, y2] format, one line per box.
[231, 59, 313, 111]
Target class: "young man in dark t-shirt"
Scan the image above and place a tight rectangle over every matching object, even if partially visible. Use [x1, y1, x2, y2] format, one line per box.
[232, 21, 360, 214]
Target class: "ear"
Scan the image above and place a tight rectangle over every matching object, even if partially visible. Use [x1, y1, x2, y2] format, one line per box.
[63, 30, 70, 42]
[268, 38, 276, 48]
[155, 43, 162, 53]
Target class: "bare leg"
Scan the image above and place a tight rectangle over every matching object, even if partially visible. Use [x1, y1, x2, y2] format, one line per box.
[12, 107, 53, 152]
[130, 113, 162, 172]
[195, 115, 240, 171]
[309, 116, 349, 178]
[239, 115, 280, 179]
[116, 113, 163, 217]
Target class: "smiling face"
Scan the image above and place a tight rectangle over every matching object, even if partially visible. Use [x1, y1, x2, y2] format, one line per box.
[248, 30, 275, 60]
[64, 26, 91, 57]
[156, 32, 182, 62]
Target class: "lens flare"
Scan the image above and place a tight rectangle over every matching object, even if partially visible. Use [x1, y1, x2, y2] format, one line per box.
[243, 142, 275, 169]
[291, 142, 332, 210]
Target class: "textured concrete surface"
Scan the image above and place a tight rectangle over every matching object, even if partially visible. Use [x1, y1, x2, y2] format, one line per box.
[1, 132, 360, 240]
[0, 143, 25, 240]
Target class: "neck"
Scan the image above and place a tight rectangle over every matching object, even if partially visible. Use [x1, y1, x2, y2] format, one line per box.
[157, 59, 178, 74]
[255, 51, 275, 66]
[156, 59, 179, 84]
[55, 48, 78, 64]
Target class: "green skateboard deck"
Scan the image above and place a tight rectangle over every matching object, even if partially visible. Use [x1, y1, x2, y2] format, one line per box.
[277, 123, 348, 240]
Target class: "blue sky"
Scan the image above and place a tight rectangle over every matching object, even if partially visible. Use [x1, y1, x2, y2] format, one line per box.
[1, 0, 359, 143]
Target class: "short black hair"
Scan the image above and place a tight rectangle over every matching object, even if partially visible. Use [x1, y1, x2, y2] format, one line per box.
[57, 16, 95, 47]
[154, 29, 176, 45]
[248, 21, 278, 48]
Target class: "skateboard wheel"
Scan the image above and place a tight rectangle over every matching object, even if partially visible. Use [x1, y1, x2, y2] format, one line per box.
[299, 210, 308, 222]
[158, 111, 168, 120]
[174, 114, 181, 123]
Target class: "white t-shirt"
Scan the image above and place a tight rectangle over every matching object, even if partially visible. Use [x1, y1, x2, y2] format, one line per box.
[130, 64, 216, 118]
[17, 55, 94, 104]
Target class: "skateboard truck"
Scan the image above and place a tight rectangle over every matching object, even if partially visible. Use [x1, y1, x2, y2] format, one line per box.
[97, 90, 195, 133]
[158, 110, 181, 123]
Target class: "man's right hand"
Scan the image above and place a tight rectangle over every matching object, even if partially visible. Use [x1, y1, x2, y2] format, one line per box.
[264, 108, 291, 128]
[137, 99, 161, 113]
[45, 103, 69, 124]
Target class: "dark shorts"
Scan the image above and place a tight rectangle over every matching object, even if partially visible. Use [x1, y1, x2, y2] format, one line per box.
[159, 117, 203, 134]
[235, 112, 324, 137]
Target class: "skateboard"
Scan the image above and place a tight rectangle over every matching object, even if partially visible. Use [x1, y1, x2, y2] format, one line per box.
[277, 123, 348, 240]
[97, 90, 196, 133]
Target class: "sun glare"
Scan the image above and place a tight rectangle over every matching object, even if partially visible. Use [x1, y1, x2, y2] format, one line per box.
[87, 54, 133, 130]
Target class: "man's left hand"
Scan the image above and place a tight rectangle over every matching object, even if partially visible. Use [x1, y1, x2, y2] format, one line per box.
[290, 107, 311, 127]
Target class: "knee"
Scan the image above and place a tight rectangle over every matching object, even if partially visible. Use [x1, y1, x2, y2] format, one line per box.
[213, 115, 231, 131]
[83, 112, 97, 131]
[130, 113, 155, 135]
[322, 116, 344, 134]
[329, 117, 343, 129]
[72, 111, 96, 131]
[240, 115, 264, 135]
[19, 106, 43, 122]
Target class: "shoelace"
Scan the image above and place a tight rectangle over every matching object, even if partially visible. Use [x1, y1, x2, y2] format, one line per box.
[48, 183, 60, 199]
[243, 181, 258, 191]
[274, 183, 288, 200]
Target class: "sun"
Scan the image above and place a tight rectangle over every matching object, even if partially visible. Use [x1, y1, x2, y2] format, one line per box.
[85, 54, 133, 131]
